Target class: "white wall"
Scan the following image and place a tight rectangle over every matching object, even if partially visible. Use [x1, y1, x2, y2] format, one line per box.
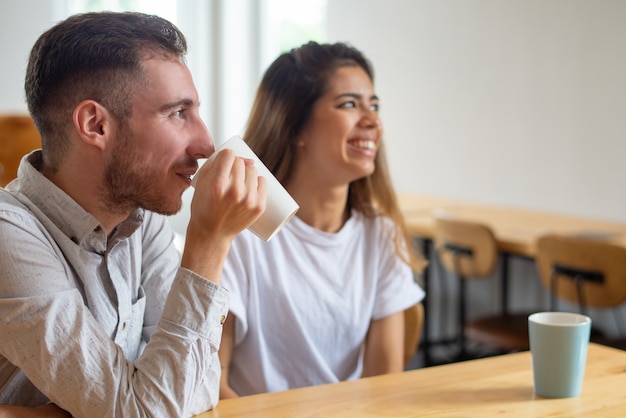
[0, 2, 57, 113]
[3, 0, 625, 227]
[327, 0, 626, 224]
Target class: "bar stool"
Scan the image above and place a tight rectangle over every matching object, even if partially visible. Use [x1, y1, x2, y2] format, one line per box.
[434, 215, 531, 361]
[535, 234, 626, 349]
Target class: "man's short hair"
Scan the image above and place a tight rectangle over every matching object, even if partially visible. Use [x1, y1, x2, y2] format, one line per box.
[25, 12, 188, 170]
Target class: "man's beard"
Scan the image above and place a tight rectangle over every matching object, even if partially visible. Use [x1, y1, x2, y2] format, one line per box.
[101, 131, 196, 216]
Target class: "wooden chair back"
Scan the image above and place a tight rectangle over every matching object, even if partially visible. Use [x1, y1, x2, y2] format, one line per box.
[432, 215, 531, 358]
[535, 234, 626, 309]
[403, 302, 424, 367]
[434, 215, 498, 279]
[0, 114, 41, 187]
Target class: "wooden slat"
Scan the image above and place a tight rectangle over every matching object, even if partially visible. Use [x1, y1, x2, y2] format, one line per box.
[0, 114, 41, 187]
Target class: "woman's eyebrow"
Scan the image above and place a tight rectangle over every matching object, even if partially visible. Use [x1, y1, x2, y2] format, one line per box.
[333, 93, 379, 101]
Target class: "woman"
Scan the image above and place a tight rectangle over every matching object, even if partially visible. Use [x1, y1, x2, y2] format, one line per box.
[219, 41, 425, 398]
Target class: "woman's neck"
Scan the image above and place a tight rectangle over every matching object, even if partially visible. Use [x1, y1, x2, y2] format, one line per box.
[287, 180, 350, 233]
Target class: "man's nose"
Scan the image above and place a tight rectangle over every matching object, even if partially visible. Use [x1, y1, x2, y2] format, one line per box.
[188, 117, 215, 159]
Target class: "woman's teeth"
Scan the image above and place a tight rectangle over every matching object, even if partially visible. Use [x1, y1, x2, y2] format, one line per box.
[352, 140, 376, 150]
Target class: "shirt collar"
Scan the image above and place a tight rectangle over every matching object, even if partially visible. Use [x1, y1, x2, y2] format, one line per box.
[15, 150, 144, 248]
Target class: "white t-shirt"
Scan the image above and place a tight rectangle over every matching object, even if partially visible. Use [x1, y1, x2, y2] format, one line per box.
[222, 210, 425, 396]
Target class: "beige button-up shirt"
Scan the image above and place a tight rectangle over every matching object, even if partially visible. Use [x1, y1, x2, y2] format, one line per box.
[0, 151, 228, 417]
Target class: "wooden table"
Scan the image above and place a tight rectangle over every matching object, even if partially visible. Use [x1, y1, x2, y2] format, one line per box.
[195, 343, 626, 417]
[398, 193, 626, 256]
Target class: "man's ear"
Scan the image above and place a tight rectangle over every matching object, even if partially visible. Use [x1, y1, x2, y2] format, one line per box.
[72, 100, 113, 151]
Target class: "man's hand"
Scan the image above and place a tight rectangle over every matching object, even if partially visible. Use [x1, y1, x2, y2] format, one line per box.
[182, 148, 267, 281]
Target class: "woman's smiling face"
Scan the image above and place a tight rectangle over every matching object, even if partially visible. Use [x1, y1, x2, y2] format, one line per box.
[295, 65, 382, 187]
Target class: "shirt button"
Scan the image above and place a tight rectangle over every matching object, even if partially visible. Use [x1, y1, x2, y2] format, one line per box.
[94, 226, 103, 234]
[219, 315, 226, 325]
[121, 322, 127, 331]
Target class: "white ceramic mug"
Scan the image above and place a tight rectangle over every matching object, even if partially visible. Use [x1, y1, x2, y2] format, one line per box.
[528, 311, 591, 398]
[194, 135, 299, 242]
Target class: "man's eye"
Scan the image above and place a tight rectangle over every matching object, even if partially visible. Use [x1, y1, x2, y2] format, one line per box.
[370, 103, 380, 112]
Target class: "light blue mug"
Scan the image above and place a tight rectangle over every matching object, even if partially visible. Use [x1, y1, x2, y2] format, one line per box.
[528, 312, 591, 398]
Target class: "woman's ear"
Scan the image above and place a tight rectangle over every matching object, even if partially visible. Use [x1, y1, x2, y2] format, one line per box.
[72, 100, 112, 151]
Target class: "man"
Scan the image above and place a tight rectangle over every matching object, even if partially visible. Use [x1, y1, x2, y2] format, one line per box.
[0, 11, 266, 417]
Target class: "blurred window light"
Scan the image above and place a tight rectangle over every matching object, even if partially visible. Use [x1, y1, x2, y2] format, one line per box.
[64, 0, 177, 23]
[266, 0, 327, 54]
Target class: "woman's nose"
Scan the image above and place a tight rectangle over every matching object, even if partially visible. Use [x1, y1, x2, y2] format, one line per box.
[359, 109, 381, 129]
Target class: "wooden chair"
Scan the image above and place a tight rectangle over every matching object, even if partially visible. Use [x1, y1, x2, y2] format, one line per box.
[433, 215, 530, 361]
[535, 234, 626, 349]
[403, 302, 424, 367]
[0, 114, 41, 187]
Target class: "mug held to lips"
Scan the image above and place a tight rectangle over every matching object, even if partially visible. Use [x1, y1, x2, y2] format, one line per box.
[192, 135, 299, 241]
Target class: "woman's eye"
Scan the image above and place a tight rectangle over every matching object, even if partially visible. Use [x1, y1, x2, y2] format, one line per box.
[339, 101, 356, 109]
